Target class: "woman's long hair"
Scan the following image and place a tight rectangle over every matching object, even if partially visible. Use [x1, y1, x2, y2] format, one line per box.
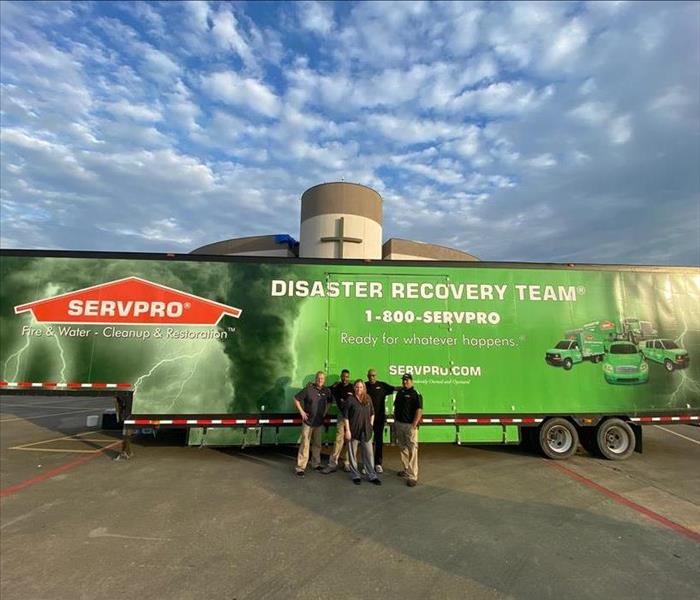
[353, 379, 369, 405]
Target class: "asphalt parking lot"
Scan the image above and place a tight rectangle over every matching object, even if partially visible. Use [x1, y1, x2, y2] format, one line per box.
[1, 395, 699, 600]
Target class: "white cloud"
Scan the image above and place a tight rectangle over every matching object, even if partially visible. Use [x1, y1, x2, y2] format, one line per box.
[541, 18, 589, 70]
[201, 71, 280, 118]
[106, 100, 161, 122]
[528, 153, 557, 168]
[211, 7, 256, 70]
[452, 81, 554, 115]
[297, 1, 334, 36]
[609, 115, 632, 145]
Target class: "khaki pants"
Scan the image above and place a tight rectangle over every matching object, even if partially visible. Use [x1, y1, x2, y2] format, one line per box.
[395, 422, 419, 481]
[296, 423, 322, 471]
[328, 422, 348, 467]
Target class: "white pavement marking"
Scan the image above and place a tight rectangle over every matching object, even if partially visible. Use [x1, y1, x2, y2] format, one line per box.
[654, 425, 700, 446]
[0, 407, 105, 423]
[88, 527, 170, 542]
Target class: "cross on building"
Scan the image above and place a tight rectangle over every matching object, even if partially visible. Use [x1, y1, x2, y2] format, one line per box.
[320, 217, 362, 258]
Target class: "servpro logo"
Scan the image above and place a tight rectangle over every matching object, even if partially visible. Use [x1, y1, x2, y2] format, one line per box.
[14, 277, 242, 326]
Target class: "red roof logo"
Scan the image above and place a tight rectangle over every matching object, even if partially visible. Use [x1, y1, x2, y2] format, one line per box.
[14, 277, 242, 326]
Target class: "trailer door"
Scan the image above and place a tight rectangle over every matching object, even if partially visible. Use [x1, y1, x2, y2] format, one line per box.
[325, 272, 455, 442]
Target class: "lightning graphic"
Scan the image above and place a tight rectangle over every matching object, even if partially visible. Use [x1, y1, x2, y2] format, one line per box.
[670, 310, 700, 407]
[132, 349, 209, 391]
[168, 346, 207, 409]
[3, 335, 32, 381]
[51, 328, 68, 382]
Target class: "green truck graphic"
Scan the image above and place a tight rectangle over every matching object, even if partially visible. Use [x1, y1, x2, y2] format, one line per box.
[1, 250, 698, 461]
[545, 320, 613, 369]
[640, 339, 690, 371]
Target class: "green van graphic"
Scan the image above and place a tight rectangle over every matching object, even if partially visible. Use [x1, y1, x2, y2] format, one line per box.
[602, 341, 649, 384]
[640, 339, 690, 371]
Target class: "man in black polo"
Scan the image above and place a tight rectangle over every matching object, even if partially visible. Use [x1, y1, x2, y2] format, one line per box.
[294, 370, 331, 477]
[393, 373, 423, 487]
[365, 368, 397, 474]
[322, 368, 354, 473]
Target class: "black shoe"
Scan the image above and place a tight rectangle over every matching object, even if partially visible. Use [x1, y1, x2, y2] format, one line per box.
[352, 478, 361, 485]
[313, 465, 323, 471]
[370, 479, 382, 486]
[397, 470, 408, 478]
[407, 479, 417, 487]
[295, 469, 305, 477]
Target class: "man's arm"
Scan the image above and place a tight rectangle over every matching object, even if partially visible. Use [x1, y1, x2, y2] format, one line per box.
[370, 401, 375, 427]
[294, 389, 308, 422]
[344, 418, 351, 440]
[412, 408, 423, 429]
[412, 393, 423, 429]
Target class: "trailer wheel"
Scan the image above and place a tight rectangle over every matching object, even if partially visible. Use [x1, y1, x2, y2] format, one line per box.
[664, 359, 674, 372]
[539, 418, 579, 459]
[563, 358, 573, 370]
[596, 419, 635, 460]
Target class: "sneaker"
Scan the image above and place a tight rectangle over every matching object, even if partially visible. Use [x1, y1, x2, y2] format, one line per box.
[295, 469, 305, 477]
[407, 479, 417, 487]
[321, 466, 337, 474]
[397, 470, 408, 478]
[352, 478, 361, 485]
[343, 463, 352, 472]
[113, 451, 131, 461]
[361, 467, 366, 475]
[370, 478, 382, 486]
[313, 465, 323, 471]
[375, 465, 384, 474]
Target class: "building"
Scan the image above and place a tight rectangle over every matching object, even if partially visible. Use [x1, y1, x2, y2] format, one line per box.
[191, 182, 479, 262]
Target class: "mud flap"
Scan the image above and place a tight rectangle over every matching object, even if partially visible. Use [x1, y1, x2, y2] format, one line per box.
[630, 422, 643, 453]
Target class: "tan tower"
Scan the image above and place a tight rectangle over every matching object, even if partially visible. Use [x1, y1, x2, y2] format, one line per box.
[299, 182, 383, 259]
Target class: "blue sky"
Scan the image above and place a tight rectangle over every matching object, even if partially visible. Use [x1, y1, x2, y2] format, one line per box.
[1, 1, 698, 265]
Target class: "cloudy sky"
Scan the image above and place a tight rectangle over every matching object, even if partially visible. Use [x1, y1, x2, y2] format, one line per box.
[1, 1, 698, 265]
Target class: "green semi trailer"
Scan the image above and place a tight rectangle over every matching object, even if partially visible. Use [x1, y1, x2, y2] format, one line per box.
[1, 250, 698, 461]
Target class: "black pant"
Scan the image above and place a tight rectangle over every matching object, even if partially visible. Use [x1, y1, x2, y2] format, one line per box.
[373, 416, 385, 466]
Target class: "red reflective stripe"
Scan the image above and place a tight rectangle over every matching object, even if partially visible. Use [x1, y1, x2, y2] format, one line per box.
[0, 381, 8, 387]
[198, 419, 213, 425]
[476, 418, 491, 424]
[42, 382, 58, 388]
[172, 420, 188, 425]
[18, 382, 33, 388]
[116, 383, 132, 389]
[133, 419, 152, 425]
[67, 382, 82, 388]
[91, 383, 107, 389]
[245, 419, 257, 425]
[222, 419, 237, 425]
[431, 418, 446, 424]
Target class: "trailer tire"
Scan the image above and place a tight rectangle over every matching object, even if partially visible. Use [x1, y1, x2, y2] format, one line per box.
[563, 358, 573, 370]
[539, 418, 578, 459]
[596, 418, 635, 460]
[664, 359, 674, 372]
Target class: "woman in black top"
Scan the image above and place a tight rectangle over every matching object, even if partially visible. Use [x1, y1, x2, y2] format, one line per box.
[343, 380, 382, 485]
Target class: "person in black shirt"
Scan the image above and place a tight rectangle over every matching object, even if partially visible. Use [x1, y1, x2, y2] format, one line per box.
[293, 371, 331, 476]
[393, 373, 423, 487]
[322, 369, 355, 473]
[343, 380, 381, 485]
[365, 369, 397, 474]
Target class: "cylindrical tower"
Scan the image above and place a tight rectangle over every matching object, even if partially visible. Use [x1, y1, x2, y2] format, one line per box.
[299, 182, 383, 259]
